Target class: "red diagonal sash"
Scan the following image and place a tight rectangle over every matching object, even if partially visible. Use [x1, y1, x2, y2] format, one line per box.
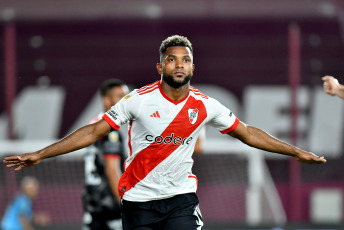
[118, 96, 207, 196]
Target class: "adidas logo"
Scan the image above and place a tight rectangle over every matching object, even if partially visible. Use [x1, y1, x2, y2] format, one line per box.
[150, 111, 160, 118]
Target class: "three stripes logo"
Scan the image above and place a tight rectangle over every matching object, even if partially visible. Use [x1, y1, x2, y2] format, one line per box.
[150, 111, 160, 118]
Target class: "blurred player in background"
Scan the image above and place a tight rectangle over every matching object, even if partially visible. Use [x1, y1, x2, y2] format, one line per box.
[83, 79, 129, 230]
[322, 75, 344, 99]
[1, 176, 50, 230]
[4, 35, 326, 230]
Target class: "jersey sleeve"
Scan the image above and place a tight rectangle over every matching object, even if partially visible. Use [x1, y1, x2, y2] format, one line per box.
[103, 91, 140, 130]
[206, 97, 240, 134]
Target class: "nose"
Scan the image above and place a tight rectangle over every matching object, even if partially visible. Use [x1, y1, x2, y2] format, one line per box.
[175, 59, 183, 69]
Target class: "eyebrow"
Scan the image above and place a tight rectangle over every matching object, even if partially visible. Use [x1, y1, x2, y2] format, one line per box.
[163, 54, 192, 60]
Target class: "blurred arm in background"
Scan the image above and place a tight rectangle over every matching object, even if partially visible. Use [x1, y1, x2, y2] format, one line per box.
[322, 75, 344, 99]
[104, 156, 122, 204]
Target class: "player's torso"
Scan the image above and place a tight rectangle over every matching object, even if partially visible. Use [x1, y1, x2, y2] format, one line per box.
[120, 84, 209, 201]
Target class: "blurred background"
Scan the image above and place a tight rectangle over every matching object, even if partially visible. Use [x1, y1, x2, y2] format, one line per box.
[1, 0, 344, 229]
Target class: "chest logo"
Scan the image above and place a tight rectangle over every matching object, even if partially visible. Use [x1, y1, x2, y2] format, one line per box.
[188, 108, 199, 125]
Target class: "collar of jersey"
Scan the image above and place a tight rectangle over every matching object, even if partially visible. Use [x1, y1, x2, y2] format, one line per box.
[158, 80, 190, 105]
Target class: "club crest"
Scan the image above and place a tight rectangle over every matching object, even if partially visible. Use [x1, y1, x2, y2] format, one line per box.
[188, 108, 199, 125]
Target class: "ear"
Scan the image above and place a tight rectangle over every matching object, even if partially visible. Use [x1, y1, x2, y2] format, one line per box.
[192, 64, 195, 73]
[156, 63, 162, 75]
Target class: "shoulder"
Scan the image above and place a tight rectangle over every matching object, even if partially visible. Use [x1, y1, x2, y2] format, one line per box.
[189, 86, 228, 110]
[189, 86, 225, 108]
[189, 86, 209, 100]
[136, 81, 160, 96]
[15, 194, 31, 209]
[121, 81, 160, 101]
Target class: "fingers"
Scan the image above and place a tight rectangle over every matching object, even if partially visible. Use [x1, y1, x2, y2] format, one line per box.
[5, 161, 22, 168]
[322, 75, 332, 81]
[322, 75, 339, 85]
[322, 76, 328, 82]
[3, 155, 25, 164]
[3, 155, 28, 170]
[322, 77, 337, 95]
[309, 155, 326, 164]
[15, 164, 24, 171]
[294, 154, 326, 164]
[318, 156, 326, 163]
[7, 162, 28, 171]
[322, 75, 337, 82]
[7, 163, 24, 171]
[6, 164, 19, 168]
[5, 161, 26, 171]
[3, 155, 21, 163]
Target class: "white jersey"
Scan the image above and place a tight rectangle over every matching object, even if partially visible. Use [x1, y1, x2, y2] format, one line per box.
[103, 81, 239, 202]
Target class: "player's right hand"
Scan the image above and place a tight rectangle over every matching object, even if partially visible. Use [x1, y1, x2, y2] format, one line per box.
[3, 152, 42, 171]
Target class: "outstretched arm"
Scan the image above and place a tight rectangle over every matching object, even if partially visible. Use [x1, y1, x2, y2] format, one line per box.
[3, 119, 112, 170]
[322, 75, 344, 99]
[228, 121, 326, 164]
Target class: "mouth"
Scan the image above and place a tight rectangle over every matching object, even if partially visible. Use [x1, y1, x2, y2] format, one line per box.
[174, 71, 185, 77]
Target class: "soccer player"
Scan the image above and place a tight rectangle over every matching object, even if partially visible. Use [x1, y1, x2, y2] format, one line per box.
[322, 75, 344, 99]
[1, 176, 50, 230]
[4, 35, 326, 230]
[82, 79, 128, 230]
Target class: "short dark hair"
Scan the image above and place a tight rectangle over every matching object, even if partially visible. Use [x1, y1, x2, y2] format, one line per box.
[100, 78, 126, 97]
[159, 35, 193, 59]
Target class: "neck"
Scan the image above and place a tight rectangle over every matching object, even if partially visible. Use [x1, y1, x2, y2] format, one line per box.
[160, 80, 190, 102]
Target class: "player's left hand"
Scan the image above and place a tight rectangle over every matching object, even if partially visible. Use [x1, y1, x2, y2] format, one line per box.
[293, 151, 326, 164]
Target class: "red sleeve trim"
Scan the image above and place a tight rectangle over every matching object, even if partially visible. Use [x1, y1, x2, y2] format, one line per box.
[188, 175, 198, 191]
[220, 117, 240, 134]
[104, 154, 121, 160]
[102, 114, 120, 130]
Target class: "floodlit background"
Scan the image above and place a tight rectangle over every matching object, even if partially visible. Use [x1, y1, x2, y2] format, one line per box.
[1, 0, 344, 229]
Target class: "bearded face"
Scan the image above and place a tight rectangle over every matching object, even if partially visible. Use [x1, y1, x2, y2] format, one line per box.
[162, 72, 192, 89]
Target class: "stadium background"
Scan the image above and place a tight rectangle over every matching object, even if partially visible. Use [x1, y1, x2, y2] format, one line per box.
[1, 0, 344, 229]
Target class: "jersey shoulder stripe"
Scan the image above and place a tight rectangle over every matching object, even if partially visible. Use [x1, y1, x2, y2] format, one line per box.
[138, 86, 159, 95]
[136, 83, 156, 93]
[137, 81, 159, 95]
[137, 81, 158, 92]
[190, 86, 208, 99]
